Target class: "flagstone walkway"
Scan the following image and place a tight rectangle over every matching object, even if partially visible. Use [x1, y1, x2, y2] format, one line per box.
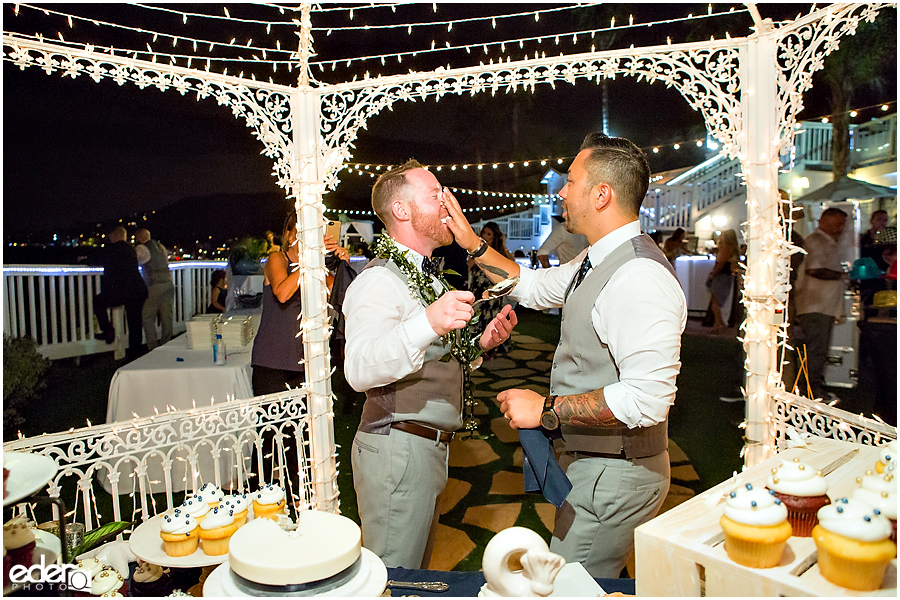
[425, 333, 700, 571]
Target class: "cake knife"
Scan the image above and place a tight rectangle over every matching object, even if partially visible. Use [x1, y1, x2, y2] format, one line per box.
[386, 580, 450, 592]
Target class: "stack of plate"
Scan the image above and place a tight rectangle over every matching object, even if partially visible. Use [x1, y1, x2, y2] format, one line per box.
[217, 316, 253, 348]
[186, 316, 217, 349]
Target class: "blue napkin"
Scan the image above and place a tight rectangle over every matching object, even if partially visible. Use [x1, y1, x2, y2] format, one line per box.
[519, 428, 572, 508]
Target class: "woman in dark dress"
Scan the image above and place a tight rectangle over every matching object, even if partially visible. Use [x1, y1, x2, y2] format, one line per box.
[206, 269, 227, 313]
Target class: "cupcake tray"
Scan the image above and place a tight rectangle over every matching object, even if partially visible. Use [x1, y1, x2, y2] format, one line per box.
[130, 514, 229, 568]
[635, 436, 896, 596]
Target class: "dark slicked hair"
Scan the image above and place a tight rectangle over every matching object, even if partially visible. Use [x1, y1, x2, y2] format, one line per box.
[371, 159, 425, 227]
[579, 133, 650, 217]
[821, 207, 848, 220]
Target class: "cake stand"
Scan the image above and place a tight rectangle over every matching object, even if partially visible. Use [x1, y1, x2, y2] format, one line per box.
[130, 514, 229, 595]
[203, 547, 388, 597]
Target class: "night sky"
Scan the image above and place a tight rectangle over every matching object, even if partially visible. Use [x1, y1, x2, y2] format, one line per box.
[3, 3, 896, 235]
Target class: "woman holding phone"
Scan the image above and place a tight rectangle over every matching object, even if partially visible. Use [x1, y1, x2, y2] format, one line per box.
[251, 211, 345, 394]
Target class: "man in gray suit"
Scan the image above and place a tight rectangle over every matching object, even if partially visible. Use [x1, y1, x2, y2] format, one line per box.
[443, 133, 687, 578]
[342, 160, 517, 569]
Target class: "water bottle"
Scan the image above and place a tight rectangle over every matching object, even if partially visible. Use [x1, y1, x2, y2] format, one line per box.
[213, 333, 227, 365]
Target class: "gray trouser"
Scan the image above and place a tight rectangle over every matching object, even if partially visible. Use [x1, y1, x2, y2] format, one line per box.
[795, 312, 835, 400]
[551, 450, 669, 578]
[351, 429, 448, 569]
[142, 281, 175, 350]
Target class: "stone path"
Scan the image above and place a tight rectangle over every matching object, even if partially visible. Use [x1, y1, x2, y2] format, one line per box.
[425, 333, 700, 571]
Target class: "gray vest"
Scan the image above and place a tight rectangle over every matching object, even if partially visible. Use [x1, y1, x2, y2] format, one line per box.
[357, 258, 464, 434]
[142, 239, 173, 287]
[552, 233, 677, 458]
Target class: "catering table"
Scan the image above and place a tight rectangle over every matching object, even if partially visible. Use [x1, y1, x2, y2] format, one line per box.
[385, 568, 635, 596]
[107, 334, 253, 421]
[103, 330, 255, 494]
[673, 254, 716, 315]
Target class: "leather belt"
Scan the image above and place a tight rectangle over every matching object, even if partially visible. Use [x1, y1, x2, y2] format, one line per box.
[571, 449, 628, 460]
[391, 421, 454, 444]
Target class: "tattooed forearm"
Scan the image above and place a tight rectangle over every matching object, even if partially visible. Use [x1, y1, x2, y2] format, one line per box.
[554, 389, 624, 428]
[479, 263, 510, 280]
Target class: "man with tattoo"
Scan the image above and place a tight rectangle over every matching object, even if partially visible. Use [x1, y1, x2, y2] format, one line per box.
[442, 133, 687, 578]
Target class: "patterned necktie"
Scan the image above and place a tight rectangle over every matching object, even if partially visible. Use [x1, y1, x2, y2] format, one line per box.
[421, 256, 440, 277]
[565, 254, 592, 300]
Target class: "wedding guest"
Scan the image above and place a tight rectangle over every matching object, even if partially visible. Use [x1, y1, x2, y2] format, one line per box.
[537, 215, 589, 268]
[342, 160, 517, 569]
[860, 210, 890, 270]
[468, 222, 513, 356]
[206, 269, 227, 314]
[93, 226, 148, 360]
[794, 208, 848, 400]
[662, 227, 690, 264]
[442, 133, 686, 579]
[706, 229, 740, 334]
[135, 228, 175, 350]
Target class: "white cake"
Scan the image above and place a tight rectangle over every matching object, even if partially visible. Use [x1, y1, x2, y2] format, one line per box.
[228, 511, 361, 586]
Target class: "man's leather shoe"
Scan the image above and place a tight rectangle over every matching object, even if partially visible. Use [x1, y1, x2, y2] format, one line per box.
[95, 331, 115, 344]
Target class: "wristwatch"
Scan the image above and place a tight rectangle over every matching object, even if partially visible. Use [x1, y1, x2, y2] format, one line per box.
[468, 237, 489, 258]
[540, 395, 560, 433]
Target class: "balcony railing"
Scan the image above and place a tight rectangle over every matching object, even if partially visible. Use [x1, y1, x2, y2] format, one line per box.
[2, 261, 224, 360]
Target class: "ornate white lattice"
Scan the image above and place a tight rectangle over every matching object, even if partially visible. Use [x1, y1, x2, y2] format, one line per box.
[2, 390, 336, 530]
[772, 390, 896, 452]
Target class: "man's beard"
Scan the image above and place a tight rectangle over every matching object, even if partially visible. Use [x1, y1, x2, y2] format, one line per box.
[411, 203, 453, 246]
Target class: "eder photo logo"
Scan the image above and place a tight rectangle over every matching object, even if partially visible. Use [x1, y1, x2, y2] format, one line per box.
[8, 555, 92, 593]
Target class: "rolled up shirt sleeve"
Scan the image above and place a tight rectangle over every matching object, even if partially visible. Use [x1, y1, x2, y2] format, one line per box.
[512, 251, 585, 310]
[342, 267, 439, 392]
[593, 260, 687, 428]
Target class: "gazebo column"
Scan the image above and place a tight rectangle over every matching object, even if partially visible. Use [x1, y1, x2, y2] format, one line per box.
[739, 26, 781, 467]
[290, 87, 338, 512]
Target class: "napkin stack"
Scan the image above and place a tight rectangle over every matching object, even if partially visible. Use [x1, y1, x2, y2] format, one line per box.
[217, 316, 253, 348]
[186, 316, 217, 349]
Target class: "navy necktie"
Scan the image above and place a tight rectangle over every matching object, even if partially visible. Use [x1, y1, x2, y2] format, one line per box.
[565, 254, 592, 300]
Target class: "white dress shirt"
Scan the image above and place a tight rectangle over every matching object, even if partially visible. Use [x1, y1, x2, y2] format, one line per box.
[342, 242, 445, 393]
[538, 220, 589, 264]
[513, 221, 687, 428]
[795, 228, 846, 318]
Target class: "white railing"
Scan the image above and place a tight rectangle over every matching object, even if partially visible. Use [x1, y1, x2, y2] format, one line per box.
[2, 389, 336, 530]
[785, 113, 897, 169]
[2, 261, 224, 360]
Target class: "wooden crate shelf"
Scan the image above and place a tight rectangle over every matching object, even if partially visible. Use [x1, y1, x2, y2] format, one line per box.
[635, 437, 896, 596]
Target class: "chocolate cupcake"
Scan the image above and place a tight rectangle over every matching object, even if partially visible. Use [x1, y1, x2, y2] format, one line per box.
[766, 457, 831, 537]
[131, 561, 174, 597]
[3, 517, 36, 571]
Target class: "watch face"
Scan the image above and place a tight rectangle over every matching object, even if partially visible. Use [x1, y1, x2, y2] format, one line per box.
[540, 410, 559, 431]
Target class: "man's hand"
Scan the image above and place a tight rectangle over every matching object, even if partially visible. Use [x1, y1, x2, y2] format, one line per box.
[480, 304, 517, 351]
[498, 388, 544, 429]
[425, 290, 475, 336]
[440, 188, 481, 253]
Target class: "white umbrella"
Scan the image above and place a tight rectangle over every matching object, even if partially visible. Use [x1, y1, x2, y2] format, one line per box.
[798, 175, 896, 202]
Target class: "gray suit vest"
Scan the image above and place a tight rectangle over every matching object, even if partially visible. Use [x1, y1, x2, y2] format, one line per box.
[552, 233, 677, 458]
[142, 239, 173, 287]
[357, 258, 464, 434]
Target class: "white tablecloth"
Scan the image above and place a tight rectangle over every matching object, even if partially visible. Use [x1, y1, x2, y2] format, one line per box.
[104, 333, 255, 495]
[673, 255, 716, 315]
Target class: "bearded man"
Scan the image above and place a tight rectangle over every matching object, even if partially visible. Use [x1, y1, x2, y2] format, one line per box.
[342, 159, 517, 569]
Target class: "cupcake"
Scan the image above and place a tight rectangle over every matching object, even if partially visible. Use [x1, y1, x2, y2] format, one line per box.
[178, 496, 209, 524]
[159, 512, 199, 557]
[719, 483, 792, 568]
[92, 567, 125, 597]
[252, 484, 287, 521]
[130, 562, 174, 597]
[198, 506, 239, 556]
[813, 497, 895, 591]
[874, 440, 896, 474]
[195, 483, 224, 509]
[852, 470, 897, 545]
[3, 517, 36, 570]
[765, 457, 831, 536]
[220, 492, 251, 526]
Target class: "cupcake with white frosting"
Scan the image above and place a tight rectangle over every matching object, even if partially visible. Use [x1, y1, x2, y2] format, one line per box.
[719, 483, 792, 568]
[91, 567, 125, 597]
[874, 440, 896, 474]
[765, 457, 831, 536]
[852, 470, 897, 545]
[178, 496, 209, 525]
[813, 497, 895, 591]
[194, 483, 224, 509]
[252, 484, 287, 521]
[3, 517, 36, 571]
[220, 492, 251, 526]
[159, 511, 199, 557]
[199, 506, 239, 556]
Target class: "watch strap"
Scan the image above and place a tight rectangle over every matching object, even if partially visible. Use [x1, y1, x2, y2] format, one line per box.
[468, 238, 489, 258]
